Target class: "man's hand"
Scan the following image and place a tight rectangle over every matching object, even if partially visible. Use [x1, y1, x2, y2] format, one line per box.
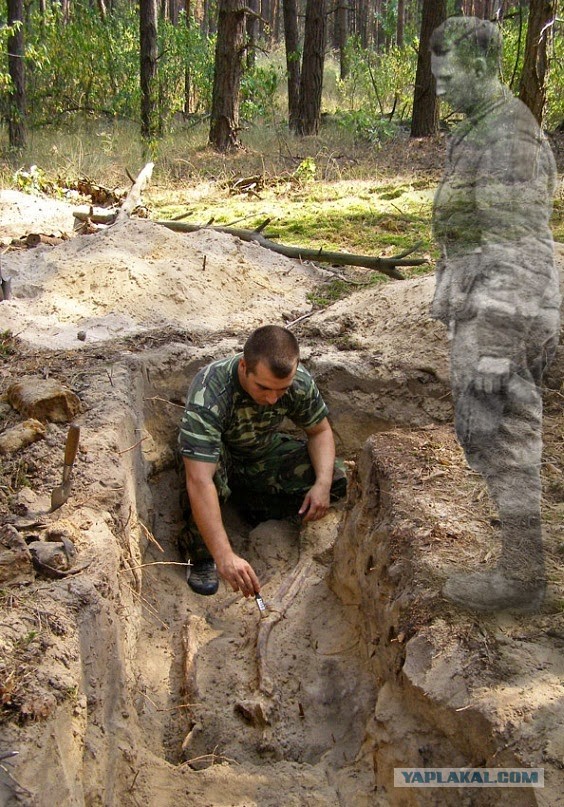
[302, 417, 336, 523]
[299, 480, 331, 523]
[474, 356, 511, 394]
[216, 550, 260, 597]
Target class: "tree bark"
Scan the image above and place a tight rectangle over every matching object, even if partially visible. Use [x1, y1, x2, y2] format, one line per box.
[335, 1, 349, 79]
[410, 0, 446, 137]
[140, 0, 159, 140]
[283, 0, 301, 131]
[184, 0, 192, 115]
[519, 0, 555, 126]
[155, 219, 428, 279]
[209, 0, 247, 151]
[7, 0, 26, 150]
[245, 0, 259, 68]
[296, 0, 327, 136]
[396, 0, 405, 47]
[357, 0, 369, 48]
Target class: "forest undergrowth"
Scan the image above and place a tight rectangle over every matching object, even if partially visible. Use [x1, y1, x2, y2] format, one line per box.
[1, 116, 562, 294]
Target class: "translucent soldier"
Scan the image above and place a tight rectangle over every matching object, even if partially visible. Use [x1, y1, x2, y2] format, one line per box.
[430, 17, 561, 612]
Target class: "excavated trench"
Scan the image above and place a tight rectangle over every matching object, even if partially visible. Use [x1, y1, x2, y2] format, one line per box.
[116, 340, 560, 807]
[100, 337, 454, 805]
[130, 344, 394, 789]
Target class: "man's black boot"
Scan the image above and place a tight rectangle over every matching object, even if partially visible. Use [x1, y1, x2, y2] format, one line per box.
[187, 558, 219, 596]
[442, 515, 545, 614]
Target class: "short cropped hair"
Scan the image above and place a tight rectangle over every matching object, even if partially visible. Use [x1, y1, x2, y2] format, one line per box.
[243, 325, 299, 377]
[430, 16, 502, 75]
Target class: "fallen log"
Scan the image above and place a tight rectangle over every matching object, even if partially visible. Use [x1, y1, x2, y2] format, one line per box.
[73, 206, 117, 225]
[25, 233, 66, 248]
[155, 219, 427, 279]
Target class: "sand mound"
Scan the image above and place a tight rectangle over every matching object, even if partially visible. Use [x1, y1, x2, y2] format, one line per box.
[1, 217, 321, 347]
[0, 189, 76, 240]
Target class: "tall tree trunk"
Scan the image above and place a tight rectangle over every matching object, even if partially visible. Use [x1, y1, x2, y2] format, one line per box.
[184, 0, 192, 115]
[375, 0, 387, 50]
[283, 0, 301, 130]
[410, 0, 446, 137]
[202, 0, 215, 34]
[357, 0, 368, 48]
[519, 0, 554, 125]
[335, 0, 348, 79]
[246, 0, 259, 68]
[170, 0, 180, 24]
[7, 0, 26, 150]
[140, 0, 159, 140]
[396, 0, 405, 47]
[296, 0, 326, 136]
[209, 0, 246, 151]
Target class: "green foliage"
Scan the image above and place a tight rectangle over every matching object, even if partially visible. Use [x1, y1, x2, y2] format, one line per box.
[0, 20, 21, 94]
[241, 62, 281, 122]
[294, 157, 317, 183]
[14, 164, 48, 193]
[335, 109, 398, 146]
[21, 6, 215, 130]
[336, 36, 415, 141]
[25, 5, 139, 124]
[157, 13, 216, 125]
[0, 331, 16, 358]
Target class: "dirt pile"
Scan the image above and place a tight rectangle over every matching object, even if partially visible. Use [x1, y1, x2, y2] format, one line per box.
[0, 192, 563, 806]
[0, 204, 322, 347]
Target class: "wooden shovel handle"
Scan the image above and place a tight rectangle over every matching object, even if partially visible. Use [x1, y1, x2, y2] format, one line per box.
[64, 425, 80, 466]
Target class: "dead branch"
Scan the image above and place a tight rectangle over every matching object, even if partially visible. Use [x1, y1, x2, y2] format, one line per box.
[155, 219, 427, 278]
[114, 162, 154, 223]
[25, 233, 66, 248]
[73, 206, 116, 225]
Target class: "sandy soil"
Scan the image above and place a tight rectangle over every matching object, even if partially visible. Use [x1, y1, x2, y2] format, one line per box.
[0, 190, 563, 807]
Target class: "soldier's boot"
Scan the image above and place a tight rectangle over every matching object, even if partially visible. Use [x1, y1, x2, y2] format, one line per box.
[442, 515, 545, 613]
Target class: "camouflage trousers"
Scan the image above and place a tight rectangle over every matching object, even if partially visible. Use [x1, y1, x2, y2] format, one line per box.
[179, 433, 347, 562]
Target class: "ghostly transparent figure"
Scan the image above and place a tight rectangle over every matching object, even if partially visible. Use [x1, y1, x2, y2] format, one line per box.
[430, 17, 561, 612]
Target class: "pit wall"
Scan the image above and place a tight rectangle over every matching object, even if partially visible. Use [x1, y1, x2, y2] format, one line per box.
[2, 360, 156, 805]
[330, 432, 541, 807]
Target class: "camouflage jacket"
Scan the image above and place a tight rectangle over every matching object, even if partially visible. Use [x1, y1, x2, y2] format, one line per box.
[432, 90, 561, 358]
[178, 353, 329, 463]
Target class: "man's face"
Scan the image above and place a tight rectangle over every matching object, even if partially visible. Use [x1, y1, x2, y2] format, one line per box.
[238, 358, 297, 406]
[431, 50, 479, 113]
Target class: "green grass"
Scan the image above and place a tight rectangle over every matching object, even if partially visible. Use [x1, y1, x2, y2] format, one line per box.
[0, 331, 17, 358]
[0, 113, 561, 272]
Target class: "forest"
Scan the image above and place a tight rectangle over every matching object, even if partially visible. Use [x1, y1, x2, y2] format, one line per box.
[1, 0, 562, 157]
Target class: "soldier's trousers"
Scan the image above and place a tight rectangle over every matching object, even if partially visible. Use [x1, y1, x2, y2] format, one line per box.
[450, 310, 559, 522]
[179, 434, 348, 562]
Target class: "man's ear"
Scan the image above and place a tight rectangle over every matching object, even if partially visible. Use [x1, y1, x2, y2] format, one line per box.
[239, 357, 248, 376]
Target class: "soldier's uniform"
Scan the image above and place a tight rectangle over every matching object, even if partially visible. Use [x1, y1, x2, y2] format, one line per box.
[432, 87, 561, 609]
[178, 354, 346, 562]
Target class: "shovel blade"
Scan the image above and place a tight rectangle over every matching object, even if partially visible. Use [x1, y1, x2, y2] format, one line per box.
[51, 480, 71, 511]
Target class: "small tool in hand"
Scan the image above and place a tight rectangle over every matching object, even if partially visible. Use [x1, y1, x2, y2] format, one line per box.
[50, 425, 80, 512]
[255, 593, 267, 616]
